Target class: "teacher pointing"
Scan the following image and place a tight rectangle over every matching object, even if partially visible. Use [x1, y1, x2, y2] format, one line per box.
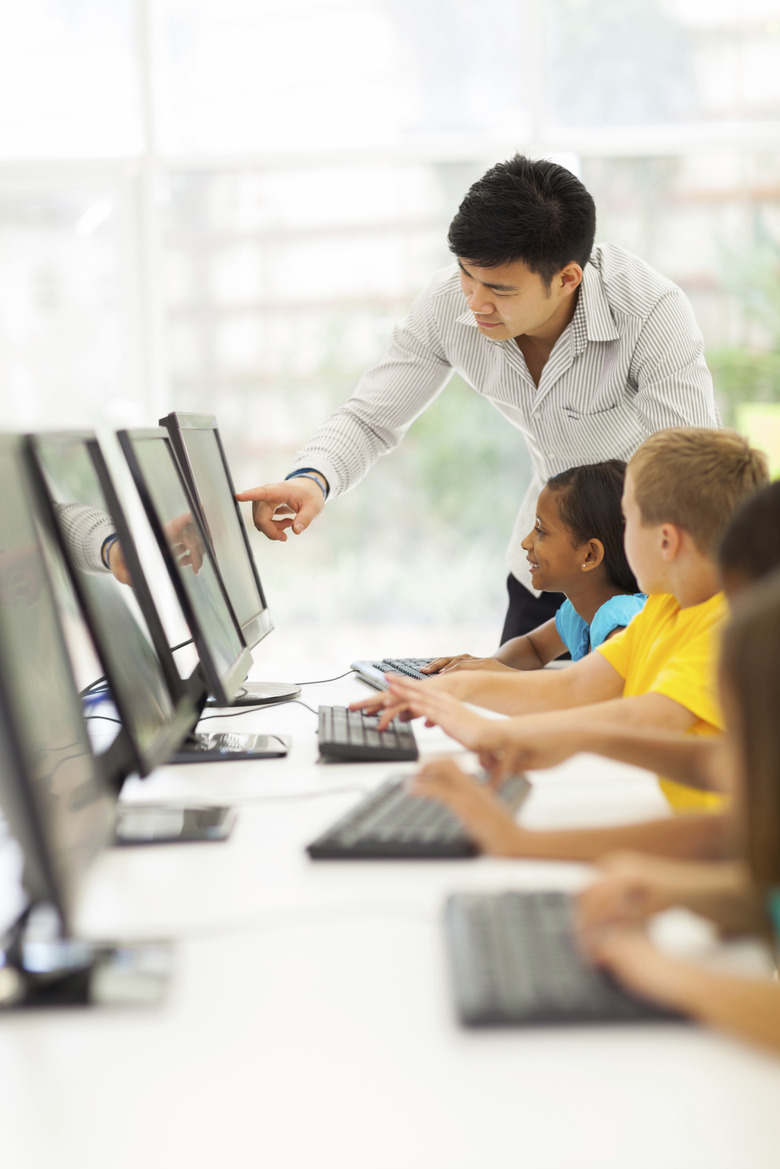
[237, 155, 719, 641]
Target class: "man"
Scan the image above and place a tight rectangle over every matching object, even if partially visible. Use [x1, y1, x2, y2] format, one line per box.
[237, 155, 719, 641]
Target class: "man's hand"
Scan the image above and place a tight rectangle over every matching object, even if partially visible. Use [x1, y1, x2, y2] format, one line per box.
[165, 513, 205, 574]
[410, 758, 524, 856]
[236, 478, 326, 541]
[106, 540, 133, 586]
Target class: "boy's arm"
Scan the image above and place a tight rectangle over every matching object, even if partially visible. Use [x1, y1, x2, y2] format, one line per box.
[354, 650, 625, 723]
[411, 759, 731, 862]
[372, 675, 708, 765]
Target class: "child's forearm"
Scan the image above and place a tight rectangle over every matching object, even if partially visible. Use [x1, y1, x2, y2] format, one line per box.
[676, 863, 762, 932]
[561, 722, 724, 791]
[640, 952, 780, 1052]
[494, 635, 545, 670]
[508, 814, 730, 864]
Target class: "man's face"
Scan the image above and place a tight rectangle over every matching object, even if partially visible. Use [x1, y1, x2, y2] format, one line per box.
[457, 257, 569, 341]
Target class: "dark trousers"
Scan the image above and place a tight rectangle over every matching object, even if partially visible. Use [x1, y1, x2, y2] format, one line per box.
[500, 574, 567, 645]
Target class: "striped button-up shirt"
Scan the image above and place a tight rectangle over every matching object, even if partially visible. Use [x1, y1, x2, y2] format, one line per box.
[294, 243, 719, 588]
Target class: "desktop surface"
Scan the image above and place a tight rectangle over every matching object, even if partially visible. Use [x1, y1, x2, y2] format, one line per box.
[0, 666, 778, 1169]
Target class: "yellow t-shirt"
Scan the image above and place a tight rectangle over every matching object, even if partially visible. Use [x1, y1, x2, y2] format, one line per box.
[597, 591, 728, 813]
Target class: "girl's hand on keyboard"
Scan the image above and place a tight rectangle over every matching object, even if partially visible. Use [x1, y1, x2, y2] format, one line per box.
[422, 654, 513, 675]
[583, 926, 667, 997]
[410, 759, 523, 856]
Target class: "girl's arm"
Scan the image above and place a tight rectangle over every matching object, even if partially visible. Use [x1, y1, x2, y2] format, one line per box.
[578, 854, 760, 935]
[590, 929, 780, 1053]
[422, 619, 568, 675]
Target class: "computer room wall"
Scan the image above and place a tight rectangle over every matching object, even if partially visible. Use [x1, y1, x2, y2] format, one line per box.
[0, 0, 779, 660]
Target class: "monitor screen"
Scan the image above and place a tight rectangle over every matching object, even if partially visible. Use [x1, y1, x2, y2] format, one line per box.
[30, 432, 198, 778]
[118, 429, 251, 706]
[160, 412, 273, 650]
[0, 433, 114, 933]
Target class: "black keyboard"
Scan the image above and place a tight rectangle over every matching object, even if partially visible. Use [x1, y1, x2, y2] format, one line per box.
[351, 657, 434, 690]
[306, 773, 530, 859]
[318, 705, 418, 762]
[445, 890, 686, 1026]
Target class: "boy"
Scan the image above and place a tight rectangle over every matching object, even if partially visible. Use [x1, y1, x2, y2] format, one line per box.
[355, 428, 768, 857]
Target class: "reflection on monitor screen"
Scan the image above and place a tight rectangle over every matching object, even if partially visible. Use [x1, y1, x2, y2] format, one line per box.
[118, 429, 251, 707]
[30, 433, 197, 778]
[0, 434, 114, 932]
[161, 413, 272, 650]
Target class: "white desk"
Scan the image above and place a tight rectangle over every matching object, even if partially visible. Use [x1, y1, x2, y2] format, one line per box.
[1, 670, 779, 1169]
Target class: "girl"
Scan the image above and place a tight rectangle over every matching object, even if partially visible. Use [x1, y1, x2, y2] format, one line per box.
[423, 460, 645, 674]
[578, 573, 780, 1052]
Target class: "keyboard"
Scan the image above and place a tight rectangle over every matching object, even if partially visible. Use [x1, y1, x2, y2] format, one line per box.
[306, 772, 530, 859]
[445, 889, 686, 1027]
[318, 705, 418, 762]
[351, 657, 434, 690]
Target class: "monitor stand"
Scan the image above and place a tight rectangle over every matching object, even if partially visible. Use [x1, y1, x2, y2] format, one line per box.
[0, 904, 172, 1009]
[171, 730, 291, 763]
[114, 803, 237, 844]
[206, 680, 301, 707]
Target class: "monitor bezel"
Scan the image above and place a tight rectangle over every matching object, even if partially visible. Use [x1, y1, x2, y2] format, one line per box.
[28, 430, 199, 780]
[159, 410, 273, 651]
[117, 428, 252, 707]
[0, 432, 115, 932]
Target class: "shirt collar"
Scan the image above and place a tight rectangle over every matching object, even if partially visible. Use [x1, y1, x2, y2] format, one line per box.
[580, 261, 620, 345]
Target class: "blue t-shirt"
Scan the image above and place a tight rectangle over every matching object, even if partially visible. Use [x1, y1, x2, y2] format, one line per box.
[554, 594, 647, 662]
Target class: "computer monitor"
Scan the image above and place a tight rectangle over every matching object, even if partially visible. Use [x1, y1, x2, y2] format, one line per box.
[117, 428, 252, 707]
[159, 411, 299, 705]
[29, 431, 198, 780]
[31, 431, 286, 767]
[0, 433, 116, 939]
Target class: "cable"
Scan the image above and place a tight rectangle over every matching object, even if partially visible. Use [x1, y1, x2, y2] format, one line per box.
[84, 715, 123, 725]
[291, 698, 318, 716]
[293, 669, 357, 686]
[169, 636, 194, 654]
[197, 706, 272, 722]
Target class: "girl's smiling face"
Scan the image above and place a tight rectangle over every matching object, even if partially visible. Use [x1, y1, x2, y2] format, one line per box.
[521, 485, 590, 593]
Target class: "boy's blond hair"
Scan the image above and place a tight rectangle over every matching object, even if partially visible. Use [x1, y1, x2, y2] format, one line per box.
[629, 428, 769, 555]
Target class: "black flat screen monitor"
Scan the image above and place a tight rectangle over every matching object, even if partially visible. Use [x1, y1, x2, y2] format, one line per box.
[0, 433, 115, 935]
[159, 412, 299, 707]
[118, 429, 251, 707]
[29, 432, 198, 780]
[160, 412, 272, 650]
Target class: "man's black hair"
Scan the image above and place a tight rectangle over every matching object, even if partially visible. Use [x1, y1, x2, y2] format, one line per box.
[547, 460, 639, 595]
[447, 154, 596, 285]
